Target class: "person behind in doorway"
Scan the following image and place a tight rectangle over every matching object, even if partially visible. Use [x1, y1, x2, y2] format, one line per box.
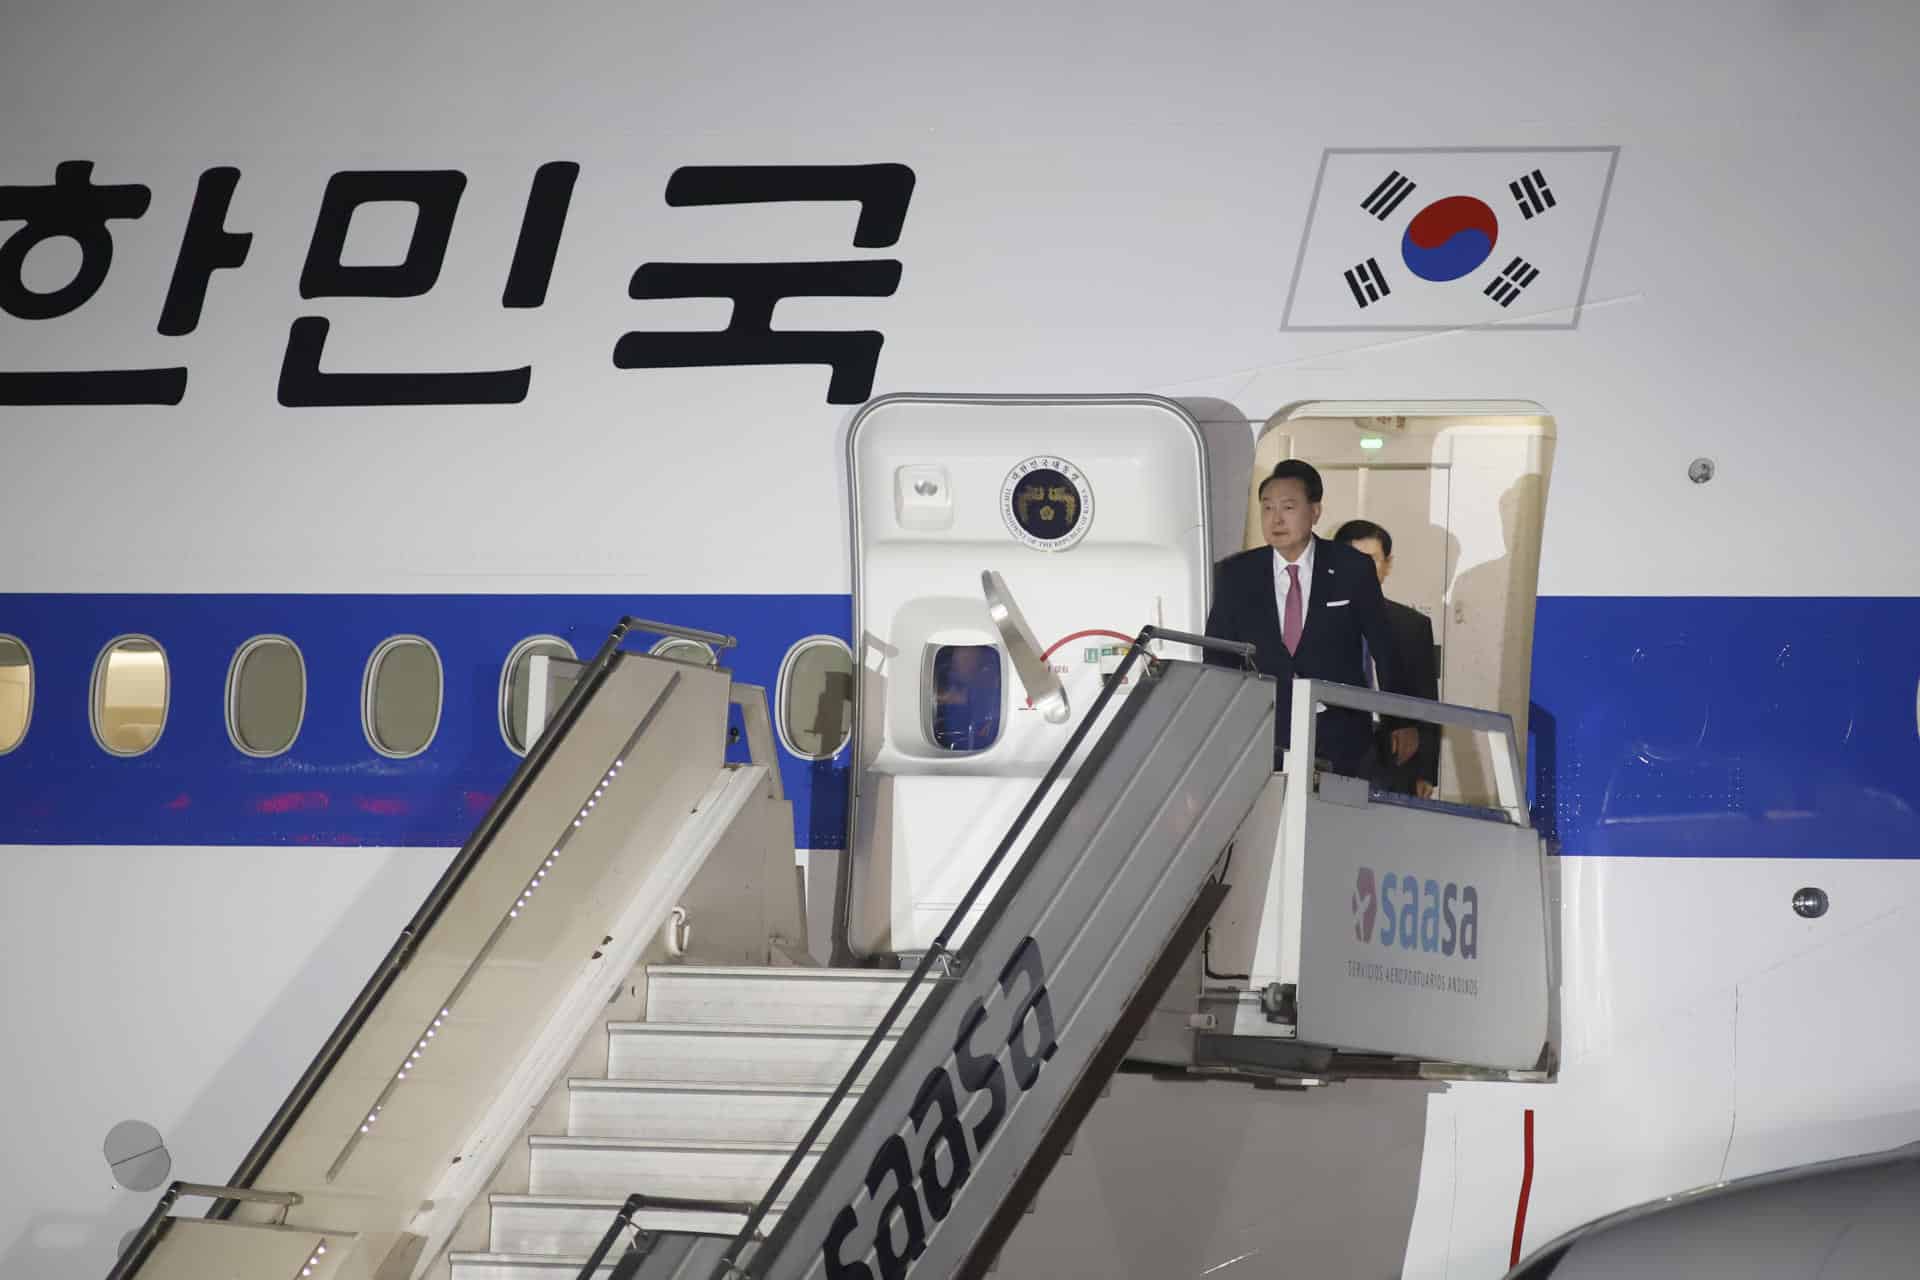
[1204, 460, 1398, 777]
[1334, 518, 1440, 800]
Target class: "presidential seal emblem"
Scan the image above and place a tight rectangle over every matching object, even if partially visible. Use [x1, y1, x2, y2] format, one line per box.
[1001, 456, 1093, 551]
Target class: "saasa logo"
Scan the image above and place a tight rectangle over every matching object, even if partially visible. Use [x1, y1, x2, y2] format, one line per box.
[1354, 865, 1479, 959]
[1352, 866, 1378, 942]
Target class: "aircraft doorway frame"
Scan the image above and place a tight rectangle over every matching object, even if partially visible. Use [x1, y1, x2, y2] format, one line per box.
[1250, 400, 1555, 810]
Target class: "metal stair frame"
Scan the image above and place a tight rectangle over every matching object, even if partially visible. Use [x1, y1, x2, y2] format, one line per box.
[722, 629, 1276, 1280]
[111, 617, 800, 1280]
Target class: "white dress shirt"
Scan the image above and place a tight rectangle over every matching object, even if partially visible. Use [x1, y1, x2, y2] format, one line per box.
[1274, 539, 1382, 724]
[1271, 539, 1314, 637]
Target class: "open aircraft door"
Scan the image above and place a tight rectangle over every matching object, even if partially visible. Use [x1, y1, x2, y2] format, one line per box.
[837, 394, 1214, 959]
[695, 393, 1554, 1280]
[1132, 399, 1560, 1081]
[1247, 400, 1554, 809]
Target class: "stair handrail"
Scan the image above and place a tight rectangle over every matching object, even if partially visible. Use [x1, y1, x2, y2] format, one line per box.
[690, 626, 1255, 1280]
[611, 616, 739, 653]
[323, 668, 684, 1182]
[206, 615, 735, 1221]
[107, 1183, 304, 1280]
[576, 1193, 761, 1280]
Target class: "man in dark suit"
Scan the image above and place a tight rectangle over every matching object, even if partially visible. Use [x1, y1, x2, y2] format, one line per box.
[1335, 518, 1441, 798]
[1204, 460, 1399, 776]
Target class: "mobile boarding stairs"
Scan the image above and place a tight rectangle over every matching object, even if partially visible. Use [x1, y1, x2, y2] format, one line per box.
[110, 596, 1555, 1280]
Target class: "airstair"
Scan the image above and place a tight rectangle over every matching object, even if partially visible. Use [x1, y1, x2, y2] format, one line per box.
[106, 616, 811, 1280]
[447, 964, 926, 1279]
[108, 608, 1555, 1280]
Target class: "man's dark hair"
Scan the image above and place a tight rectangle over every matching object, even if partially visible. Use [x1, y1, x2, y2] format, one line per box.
[1259, 458, 1324, 503]
[1333, 518, 1393, 558]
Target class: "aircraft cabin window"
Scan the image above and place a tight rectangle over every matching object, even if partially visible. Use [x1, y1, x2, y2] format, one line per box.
[363, 636, 443, 758]
[500, 635, 577, 755]
[776, 636, 854, 760]
[651, 637, 717, 665]
[92, 636, 169, 757]
[227, 636, 306, 757]
[0, 636, 30, 754]
[928, 643, 1003, 753]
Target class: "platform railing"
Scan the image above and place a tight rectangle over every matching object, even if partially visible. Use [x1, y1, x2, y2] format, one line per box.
[1287, 677, 1527, 825]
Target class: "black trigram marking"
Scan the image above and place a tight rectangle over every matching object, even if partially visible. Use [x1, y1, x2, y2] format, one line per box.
[1344, 257, 1390, 308]
[1484, 257, 1540, 308]
[1509, 169, 1556, 219]
[1361, 170, 1417, 220]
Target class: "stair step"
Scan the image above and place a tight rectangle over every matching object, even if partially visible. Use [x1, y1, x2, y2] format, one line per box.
[644, 964, 927, 1028]
[451, 1245, 734, 1280]
[486, 1193, 778, 1256]
[606, 1022, 901, 1087]
[452, 1255, 611, 1280]
[528, 1135, 820, 1201]
[567, 1078, 858, 1144]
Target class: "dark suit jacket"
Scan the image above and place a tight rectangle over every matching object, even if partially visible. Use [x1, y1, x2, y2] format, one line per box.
[1377, 598, 1440, 793]
[1203, 536, 1399, 774]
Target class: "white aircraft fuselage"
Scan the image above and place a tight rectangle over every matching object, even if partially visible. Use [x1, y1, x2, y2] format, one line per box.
[4, 3, 1920, 1277]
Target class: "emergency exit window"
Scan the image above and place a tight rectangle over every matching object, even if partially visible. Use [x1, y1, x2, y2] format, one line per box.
[929, 644, 1002, 753]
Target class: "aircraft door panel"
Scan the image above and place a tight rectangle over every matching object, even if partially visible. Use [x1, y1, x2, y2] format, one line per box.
[843, 395, 1212, 956]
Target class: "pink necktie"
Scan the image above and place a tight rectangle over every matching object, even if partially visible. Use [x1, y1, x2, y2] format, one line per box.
[1283, 563, 1303, 655]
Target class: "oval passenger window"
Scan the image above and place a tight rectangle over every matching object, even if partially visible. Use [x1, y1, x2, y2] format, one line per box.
[0, 636, 31, 754]
[778, 638, 854, 760]
[93, 636, 169, 756]
[501, 636, 576, 754]
[365, 637, 443, 757]
[651, 637, 716, 665]
[228, 637, 306, 756]
[928, 643, 1002, 753]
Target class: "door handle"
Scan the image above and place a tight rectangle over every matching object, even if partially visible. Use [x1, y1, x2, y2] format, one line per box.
[981, 569, 1071, 725]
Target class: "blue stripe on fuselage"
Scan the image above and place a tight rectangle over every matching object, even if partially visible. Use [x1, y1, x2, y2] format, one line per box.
[0, 594, 850, 848]
[1530, 596, 1920, 859]
[0, 594, 1916, 858]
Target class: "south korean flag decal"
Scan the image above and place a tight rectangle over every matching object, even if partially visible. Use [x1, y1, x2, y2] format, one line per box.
[1283, 146, 1619, 330]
